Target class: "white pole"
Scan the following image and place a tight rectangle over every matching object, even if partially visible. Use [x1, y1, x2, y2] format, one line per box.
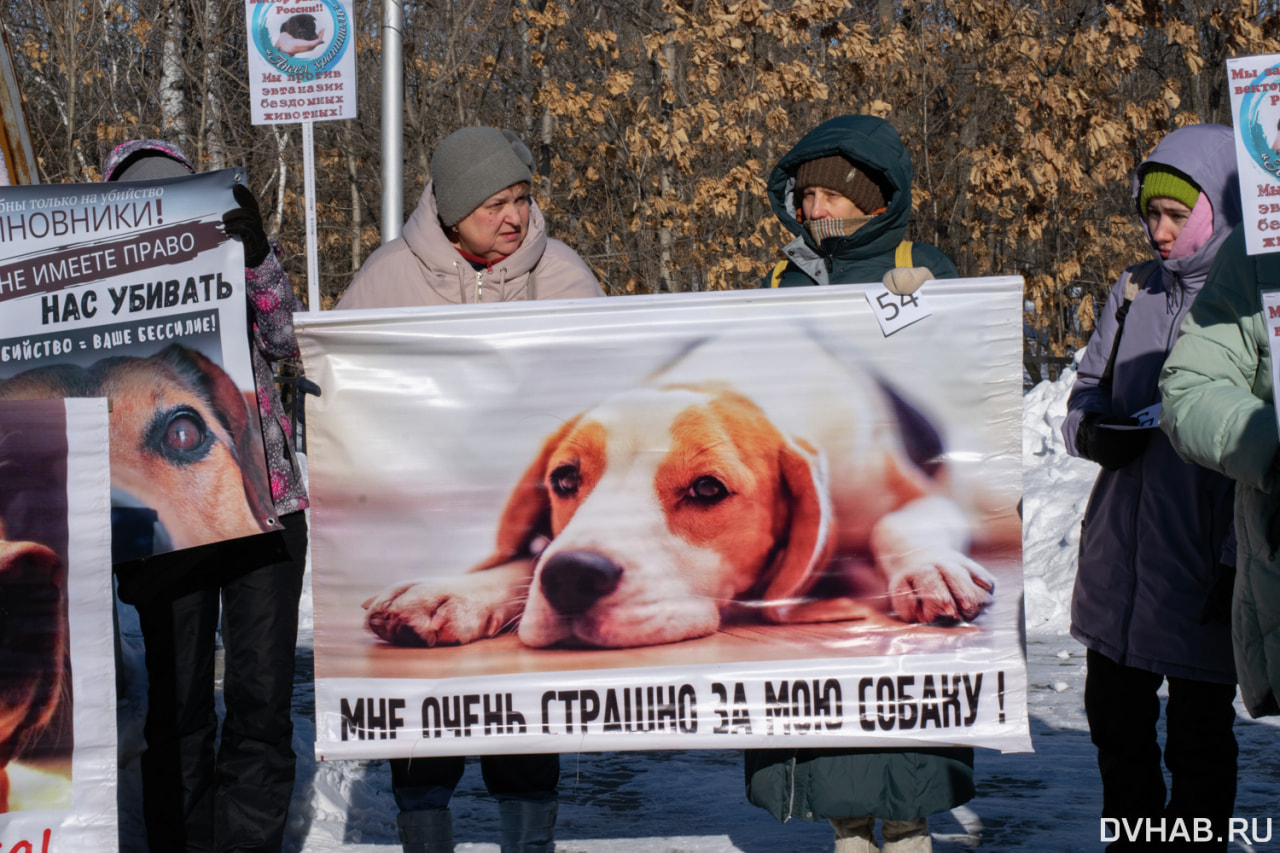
[302, 119, 320, 310]
[380, 0, 404, 244]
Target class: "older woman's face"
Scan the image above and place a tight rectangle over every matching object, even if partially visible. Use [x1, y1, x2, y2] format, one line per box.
[450, 183, 531, 261]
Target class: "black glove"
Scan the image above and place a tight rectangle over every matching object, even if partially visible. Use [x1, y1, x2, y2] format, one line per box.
[222, 183, 271, 268]
[1076, 412, 1152, 471]
[1199, 562, 1235, 625]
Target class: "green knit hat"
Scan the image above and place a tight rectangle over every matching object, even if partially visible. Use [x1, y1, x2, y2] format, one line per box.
[1139, 164, 1201, 216]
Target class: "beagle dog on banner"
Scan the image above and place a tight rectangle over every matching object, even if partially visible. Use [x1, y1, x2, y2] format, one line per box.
[0, 344, 274, 551]
[365, 329, 1019, 650]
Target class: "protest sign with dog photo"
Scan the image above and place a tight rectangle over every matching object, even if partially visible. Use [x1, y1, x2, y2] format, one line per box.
[298, 281, 1029, 760]
[0, 171, 276, 558]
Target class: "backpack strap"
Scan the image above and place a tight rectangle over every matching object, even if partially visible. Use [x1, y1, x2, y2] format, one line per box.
[769, 259, 789, 288]
[772, 240, 913, 287]
[1100, 259, 1160, 388]
[895, 240, 914, 268]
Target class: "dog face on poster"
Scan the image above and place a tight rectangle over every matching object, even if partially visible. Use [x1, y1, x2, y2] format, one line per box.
[0, 343, 273, 555]
[361, 327, 1021, 651]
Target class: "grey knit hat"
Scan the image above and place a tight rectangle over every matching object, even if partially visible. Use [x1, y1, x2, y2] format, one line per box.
[502, 129, 536, 174]
[431, 127, 533, 227]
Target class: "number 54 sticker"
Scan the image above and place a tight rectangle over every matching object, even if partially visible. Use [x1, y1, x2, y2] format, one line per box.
[866, 283, 931, 336]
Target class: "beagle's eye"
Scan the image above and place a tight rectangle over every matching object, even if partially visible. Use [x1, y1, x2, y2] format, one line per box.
[549, 463, 581, 498]
[165, 414, 204, 452]
[145, 407, 215, 465]
[685, 475, 729, 505]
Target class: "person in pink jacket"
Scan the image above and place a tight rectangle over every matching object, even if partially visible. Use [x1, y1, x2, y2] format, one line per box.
[339, 128, 600, 309]
[105, 139, 310, 853]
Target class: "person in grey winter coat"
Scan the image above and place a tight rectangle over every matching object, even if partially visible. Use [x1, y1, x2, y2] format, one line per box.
[1062, 123, 1241, 851]
[337, 126, 603, 853]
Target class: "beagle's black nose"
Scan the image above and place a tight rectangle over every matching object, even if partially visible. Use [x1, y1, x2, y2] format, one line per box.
[539, 550, 622, 615]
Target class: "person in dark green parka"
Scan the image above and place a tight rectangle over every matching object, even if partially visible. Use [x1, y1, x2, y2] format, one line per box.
[761, 113, 957, 292]
[746, 114, 971, 853]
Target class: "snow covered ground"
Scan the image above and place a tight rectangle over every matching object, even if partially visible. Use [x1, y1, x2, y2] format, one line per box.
[116, 364, 1280, 852]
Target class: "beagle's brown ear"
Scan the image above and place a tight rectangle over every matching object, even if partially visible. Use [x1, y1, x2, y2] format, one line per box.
[472, 416, 581, 572]
[0, 538, 66, 766]
[759, 436, 834, 618]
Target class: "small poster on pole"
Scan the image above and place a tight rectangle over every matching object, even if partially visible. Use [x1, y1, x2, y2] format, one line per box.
[1227, 52, 1280, 255]
[245, 0, 357, 126]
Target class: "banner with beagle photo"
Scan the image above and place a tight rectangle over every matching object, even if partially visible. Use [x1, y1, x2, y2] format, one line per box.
[0, 172, 279, 559]
[0, 398, 117, 850]
[297, 281, 1031, 758]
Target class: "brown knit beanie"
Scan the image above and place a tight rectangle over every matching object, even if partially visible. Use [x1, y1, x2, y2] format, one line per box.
[794, 155, 888, 214]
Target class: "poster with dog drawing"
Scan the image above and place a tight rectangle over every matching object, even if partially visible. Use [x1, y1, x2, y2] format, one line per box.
[245, 0, 358, 125]
[0, 170, 279, 559]
[0, 398, 116, 849]
[297, 281, 1029, 759]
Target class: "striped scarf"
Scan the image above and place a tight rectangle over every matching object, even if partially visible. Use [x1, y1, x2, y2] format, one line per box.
[804, 214, 874, 242]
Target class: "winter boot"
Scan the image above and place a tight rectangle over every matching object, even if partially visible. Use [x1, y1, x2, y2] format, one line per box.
[497, 797, 558, 853]
[882, 817, 932, 853]
[831, 815, 879, 853]
[397, 808, 454, 853]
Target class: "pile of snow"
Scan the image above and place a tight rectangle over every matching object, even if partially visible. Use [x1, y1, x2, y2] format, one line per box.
[1019, 358, 1096, 634]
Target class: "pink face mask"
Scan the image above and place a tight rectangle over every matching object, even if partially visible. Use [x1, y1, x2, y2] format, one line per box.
[1166, 192, 1214, 260]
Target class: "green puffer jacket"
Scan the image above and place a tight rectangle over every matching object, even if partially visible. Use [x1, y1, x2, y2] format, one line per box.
[745, 745, 975, 823]
[745, 115, 973, 824]
[762, 114, 958, 288]
[1159, 225, 1280, 718]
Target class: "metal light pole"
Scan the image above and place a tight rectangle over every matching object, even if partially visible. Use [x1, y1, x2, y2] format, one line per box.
[380, 0, 404, 243]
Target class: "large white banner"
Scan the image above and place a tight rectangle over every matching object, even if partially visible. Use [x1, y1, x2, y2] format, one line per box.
[297, 281, 1029, 760]
[0, 171, 277, 558]
[0, 398, 116, 849]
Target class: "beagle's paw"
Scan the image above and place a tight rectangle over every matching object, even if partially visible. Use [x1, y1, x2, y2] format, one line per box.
[362, 570, 528, 647]
[886, 550, 996, 624]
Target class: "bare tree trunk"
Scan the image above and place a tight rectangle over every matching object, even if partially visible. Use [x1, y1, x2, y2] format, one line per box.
[200, 0, 227, 169]
[538, 66, 553, 199]
[159, 0, 188, 144]
[348, 129, 362, 274]
[517, 0, 553, 197]
[272, 128, 290, 234]
[658, 33, 677, 293]
[64, 3, 78, 177]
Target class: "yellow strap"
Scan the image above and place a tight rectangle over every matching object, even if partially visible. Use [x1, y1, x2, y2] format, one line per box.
[895, 240, 913, 268]
[774, 241, 911, 286]
[769, 259, 788, 288]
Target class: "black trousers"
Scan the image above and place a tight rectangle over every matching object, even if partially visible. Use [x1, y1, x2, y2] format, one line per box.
[390, 753, 559, 812]
[135, 511, 308, 853]
[1084, 649, 1238, 851]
